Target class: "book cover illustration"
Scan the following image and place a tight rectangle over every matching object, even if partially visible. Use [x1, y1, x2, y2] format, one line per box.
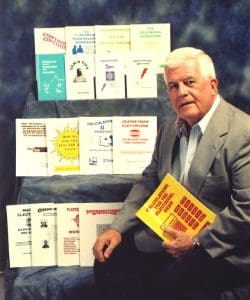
[126, 52, 157, 98]
[57, 203, 80, 266]
[112, 116, 157, 174]
[31, 203, 57, 266]
[130, 23, 171, 73]
[34, 27, 66, 100]
[46, 117, 80, 176]
[95, 54, 126, 99]
[79, 117, 113, 174]
[136, 173, 216, 241]
[79, 202, 123, 266]
[16, 118, 48, 176]
[6, 204, 32, 268]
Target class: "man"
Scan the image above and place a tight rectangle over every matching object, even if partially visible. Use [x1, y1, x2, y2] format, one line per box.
[93, 47, 250, 300]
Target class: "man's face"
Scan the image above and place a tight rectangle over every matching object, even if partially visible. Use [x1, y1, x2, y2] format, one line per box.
[165, 59, 218, 126]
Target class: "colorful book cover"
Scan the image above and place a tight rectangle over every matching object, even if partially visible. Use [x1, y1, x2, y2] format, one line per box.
[79, 117, 113, 174]
[112, 116, 157, 174]
[126, 52, 157, 98]
[130, 23, 171, 73]
[34, 27, 66, 101]
[57, 203, 80, 266]
[136, 173, 216, 241]
[15, 118, 48, 176]
[79, 202, 123, 266]
[46, 117, 80, 176]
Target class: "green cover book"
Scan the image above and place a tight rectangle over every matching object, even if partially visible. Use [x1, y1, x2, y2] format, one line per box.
[36, 54, 66, 101]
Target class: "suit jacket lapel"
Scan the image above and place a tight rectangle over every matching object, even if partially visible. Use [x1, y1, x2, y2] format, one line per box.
[185, 99, 229, 195]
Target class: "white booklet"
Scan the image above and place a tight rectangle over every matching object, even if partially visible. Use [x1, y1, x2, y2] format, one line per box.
[126, 52, 157, 98]
[95, 54, 126, 99]
[112, 116, 157, 174]
[46, 117, 80, 176]
[79, 117, 113, 174]
[130, 23, 171, 73]
[57, 203, 80, 266]
[65, 54, 95, 100]
[79, 202, 123, 266]
[31, 203, 57, 266]
[6, 204, 32, 268]
[16, 118, 48, 176]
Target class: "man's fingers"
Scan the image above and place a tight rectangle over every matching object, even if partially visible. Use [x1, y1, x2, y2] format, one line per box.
[163, 226, 178, 239]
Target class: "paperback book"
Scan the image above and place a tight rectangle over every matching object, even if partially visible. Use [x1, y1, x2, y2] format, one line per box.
[136, 173, 216, 241]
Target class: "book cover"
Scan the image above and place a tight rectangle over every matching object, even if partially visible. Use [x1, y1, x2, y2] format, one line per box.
[34, 27, 66, 101]
[46, 117, 80, 176]
[130, 23, 171, 73]
[57, 203, 80, 266]
[126, 52, 157, 98]
[112, 116, 157, 174]
[31, 203, 57, 266]
[79, 202, 123, 266]
[136, 173, 216, 241]
[65, 26, 95, 100]
[6, 204, 32, 268]
[95, 24, 130, 54]
[15, 118, 48, 177]
[79, 117, 113, 174]
[95, 54, 126, 99]
[65, 54, 95, 100]
[65, 25, 95, 56]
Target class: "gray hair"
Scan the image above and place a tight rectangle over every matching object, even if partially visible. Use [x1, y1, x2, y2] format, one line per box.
[164, 47, 216, 82]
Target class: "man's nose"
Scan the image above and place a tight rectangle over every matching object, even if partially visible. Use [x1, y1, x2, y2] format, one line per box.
[178, 82, 188, 96]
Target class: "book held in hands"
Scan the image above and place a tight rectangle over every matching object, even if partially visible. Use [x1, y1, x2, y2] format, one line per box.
[136, 173, 216, 241]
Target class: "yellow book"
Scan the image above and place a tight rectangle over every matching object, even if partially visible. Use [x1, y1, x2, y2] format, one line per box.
[136, 173, 216, 241]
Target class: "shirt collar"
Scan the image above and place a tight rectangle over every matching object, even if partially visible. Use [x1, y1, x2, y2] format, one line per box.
[175, 95, 221, 137]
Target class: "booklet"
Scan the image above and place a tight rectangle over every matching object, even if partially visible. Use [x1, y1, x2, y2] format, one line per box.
[6, 204, 32, 268]
[34, 27, 66, 100]
[57, 203, 80, 266]
[79, 202, 123, 266]
[16, 118, 48, 176]
[79, 117, 113, 174]
[46, 117, 80, 176]
[31, 203, 57, 266]
[112, 116, 157, 174]
[136, 173, 216, 241]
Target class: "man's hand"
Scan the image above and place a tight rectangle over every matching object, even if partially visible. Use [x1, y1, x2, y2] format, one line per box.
[162, 226, 193, 260]
[93, 228, 122, 262]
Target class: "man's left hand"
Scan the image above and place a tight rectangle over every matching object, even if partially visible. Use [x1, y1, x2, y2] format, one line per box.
[162, 226, 193, 260]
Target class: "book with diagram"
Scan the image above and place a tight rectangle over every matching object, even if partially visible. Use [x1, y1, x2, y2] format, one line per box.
[136, 173, 216, 241]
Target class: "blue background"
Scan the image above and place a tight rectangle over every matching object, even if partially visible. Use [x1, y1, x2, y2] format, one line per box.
[0, 0, 249, 269]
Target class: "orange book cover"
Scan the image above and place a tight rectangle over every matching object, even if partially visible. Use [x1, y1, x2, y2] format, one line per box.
[136, 173, 216, 241]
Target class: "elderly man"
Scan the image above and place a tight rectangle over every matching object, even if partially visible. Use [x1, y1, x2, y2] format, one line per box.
[93, 47, 250, 300]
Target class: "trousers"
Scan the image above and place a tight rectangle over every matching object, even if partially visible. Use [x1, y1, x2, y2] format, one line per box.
[93, 230, 250, 300]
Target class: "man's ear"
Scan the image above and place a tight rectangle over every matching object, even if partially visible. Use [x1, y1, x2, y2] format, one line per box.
[210, 78, 218, 95]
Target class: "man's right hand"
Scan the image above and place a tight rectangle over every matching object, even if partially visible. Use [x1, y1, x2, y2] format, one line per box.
[92, 228, 122, 262]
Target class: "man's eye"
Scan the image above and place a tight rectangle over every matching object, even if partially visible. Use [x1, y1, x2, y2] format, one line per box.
[185, 80, 196, 86]
[169, 83, 178, 90]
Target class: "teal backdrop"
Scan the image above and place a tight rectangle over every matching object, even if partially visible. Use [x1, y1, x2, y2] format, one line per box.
[0, 0, 249, 270]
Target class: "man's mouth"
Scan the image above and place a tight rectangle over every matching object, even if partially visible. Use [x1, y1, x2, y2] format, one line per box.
[179, 101, 194, 108]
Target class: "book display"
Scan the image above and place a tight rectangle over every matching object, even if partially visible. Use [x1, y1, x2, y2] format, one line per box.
[34, 23, 171, 101]
[8, 22, 173, 300]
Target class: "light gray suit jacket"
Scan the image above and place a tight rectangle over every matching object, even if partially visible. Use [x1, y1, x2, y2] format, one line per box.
[112, 99, 250, 274]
